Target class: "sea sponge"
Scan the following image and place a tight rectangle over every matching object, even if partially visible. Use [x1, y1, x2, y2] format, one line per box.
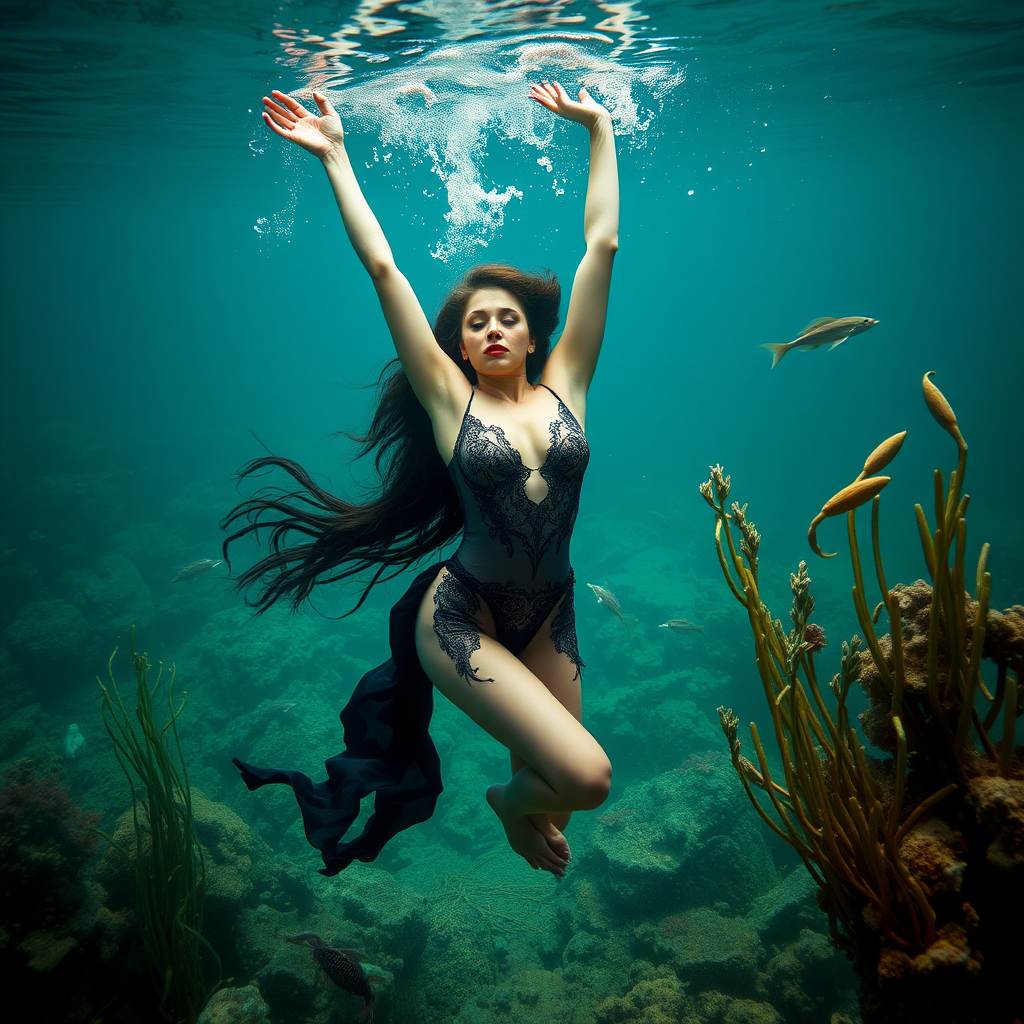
[981, 604, 1024, 672]
[967, 774, 1024, 871]
[898, 817, 968, 898]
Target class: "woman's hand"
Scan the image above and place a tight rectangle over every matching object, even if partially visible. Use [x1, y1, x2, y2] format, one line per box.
[529, 80, 610, 129]
[262, 89, 345, 159]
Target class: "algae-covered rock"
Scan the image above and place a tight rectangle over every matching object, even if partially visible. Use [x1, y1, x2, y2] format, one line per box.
[62, 553, 155, 635]
[95, 789, 279, 919]
[696, 990, 784, 1024]
[745, 868, 819, 946]
[585, 757, 777, 916]
[594, 963, 692, 1024]
[460, 968, 571, 1024]
[197, 985, 272, 1024]
[635, 907, 763, 997]
[765, 928, 855, 1022]
[5, 599, 90, 668]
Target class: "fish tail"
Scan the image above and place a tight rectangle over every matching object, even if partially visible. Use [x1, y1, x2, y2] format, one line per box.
[359, 996, 375, 1023]
[760, 342, 790, 368]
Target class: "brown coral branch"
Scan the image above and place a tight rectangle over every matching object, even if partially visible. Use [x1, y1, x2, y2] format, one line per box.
[999, 674, 1019, 776]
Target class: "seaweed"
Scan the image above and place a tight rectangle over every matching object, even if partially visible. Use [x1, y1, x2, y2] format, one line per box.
[98, 631, 220, 1024]
[699, 372, 1022, 1023]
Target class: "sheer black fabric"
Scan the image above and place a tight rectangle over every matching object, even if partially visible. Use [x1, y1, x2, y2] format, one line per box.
[232, 384, 589, 873]
[232, 561, 444, 876]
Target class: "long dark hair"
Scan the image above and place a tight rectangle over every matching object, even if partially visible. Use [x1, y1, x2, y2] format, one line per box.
[222, 263, 561, 614]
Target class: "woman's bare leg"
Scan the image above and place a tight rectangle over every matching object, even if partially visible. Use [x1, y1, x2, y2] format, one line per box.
[416, 570, 610, 876]
[514, 628, 584, 855]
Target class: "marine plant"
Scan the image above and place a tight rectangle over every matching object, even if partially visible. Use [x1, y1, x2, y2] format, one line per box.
[699, 373, 1023, 1024]
[98, 632, 218, 1024]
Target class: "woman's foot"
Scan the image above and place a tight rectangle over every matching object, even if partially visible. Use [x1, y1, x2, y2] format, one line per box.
[527, 813, 571, 864]
[486, 785, 568, 877]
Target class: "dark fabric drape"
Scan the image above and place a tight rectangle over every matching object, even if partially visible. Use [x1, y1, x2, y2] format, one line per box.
[232, 561, 444, 875]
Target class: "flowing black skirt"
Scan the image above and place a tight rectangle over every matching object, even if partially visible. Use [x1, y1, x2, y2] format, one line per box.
[232, 561, 444, 876]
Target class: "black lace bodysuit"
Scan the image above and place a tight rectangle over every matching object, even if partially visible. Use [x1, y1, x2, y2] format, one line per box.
[434, 384, 589, 682]
[231, 383, 589, 876]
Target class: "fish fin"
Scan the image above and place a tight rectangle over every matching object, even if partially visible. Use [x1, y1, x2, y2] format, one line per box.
[827, 336, 850, 350]
[367, 975, 385, 985]
[760, 342, 790, 368]
[339, 948, 367, 962]
[801, 316, 837, 332]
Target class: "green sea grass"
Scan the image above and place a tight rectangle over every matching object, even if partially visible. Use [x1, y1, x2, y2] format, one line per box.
[98, 632, 217, 1024]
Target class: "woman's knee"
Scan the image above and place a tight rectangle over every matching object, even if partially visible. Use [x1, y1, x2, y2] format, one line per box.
[555, 755, 611, 810]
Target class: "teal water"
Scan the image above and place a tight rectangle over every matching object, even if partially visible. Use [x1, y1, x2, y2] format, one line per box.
[1, 1, 1021, 1022]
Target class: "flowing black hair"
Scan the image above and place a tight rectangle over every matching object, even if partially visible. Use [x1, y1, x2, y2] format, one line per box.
[222, 263, 561, 614]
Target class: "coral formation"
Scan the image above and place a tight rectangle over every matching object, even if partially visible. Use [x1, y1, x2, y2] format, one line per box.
[0, 762, 100, 969]
[699, 372, 1023, 1023]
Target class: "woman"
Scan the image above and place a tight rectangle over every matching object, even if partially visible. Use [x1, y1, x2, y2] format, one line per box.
[228, 80, 618, 881]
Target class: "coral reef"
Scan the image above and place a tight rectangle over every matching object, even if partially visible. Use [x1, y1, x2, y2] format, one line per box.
[0, 762, 100, 969]
[699, 373, 1023, 1023]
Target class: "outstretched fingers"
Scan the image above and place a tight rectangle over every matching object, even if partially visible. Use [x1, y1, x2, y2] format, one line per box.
[269, 88, 315, 119]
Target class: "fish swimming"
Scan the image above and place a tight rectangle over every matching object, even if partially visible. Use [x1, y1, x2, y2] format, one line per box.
[762, 316, 878, 368]
[587, 583, 623, 622]
[251, 700, 297, 720]
[285, 934, 380, 1021]
[172, 559, 221, 582]
[659, 619, 705, 635]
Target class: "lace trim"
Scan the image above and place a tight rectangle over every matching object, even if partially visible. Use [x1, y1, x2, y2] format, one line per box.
[454, 396, 588, 579]
[550, 572, 584, 680]
[434, 558, 584, 684]
[432, 571, 493, 685]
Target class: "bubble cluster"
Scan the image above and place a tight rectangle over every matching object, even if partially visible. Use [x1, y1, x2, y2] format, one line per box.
[268, 3, 687, 262]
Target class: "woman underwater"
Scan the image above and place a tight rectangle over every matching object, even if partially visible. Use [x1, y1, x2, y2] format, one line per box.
[228, 80, 618, 881]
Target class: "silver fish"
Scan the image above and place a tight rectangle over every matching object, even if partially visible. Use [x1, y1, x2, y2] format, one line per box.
[172, 559, 221, 583]
[659, 619, 705, 635]
[762, 316, 878, 368]
[587, 583, 624, 622]
[251, 700, 297, 720]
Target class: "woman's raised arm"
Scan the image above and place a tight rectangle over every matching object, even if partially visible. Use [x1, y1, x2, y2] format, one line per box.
[531, 82, 619, 414]
[262, 90, 461, 411]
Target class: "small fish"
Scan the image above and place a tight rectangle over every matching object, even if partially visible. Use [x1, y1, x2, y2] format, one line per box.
[587, 583, 624, 622]
[659, 619, 705, 635]
[762, 316, 878, 368]
[172, 559, 222, 583]
[251, 700, 297, 720]
[285, 934, 381, 1021]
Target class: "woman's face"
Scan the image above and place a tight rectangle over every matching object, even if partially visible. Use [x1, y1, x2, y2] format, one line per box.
[460, 287, 534, 376]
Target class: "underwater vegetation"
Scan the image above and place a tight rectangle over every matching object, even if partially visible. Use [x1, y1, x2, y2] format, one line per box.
[0, 762, 100, 971]
[99, 635, 219, 1024]
[700, 372, 1023, 1024]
